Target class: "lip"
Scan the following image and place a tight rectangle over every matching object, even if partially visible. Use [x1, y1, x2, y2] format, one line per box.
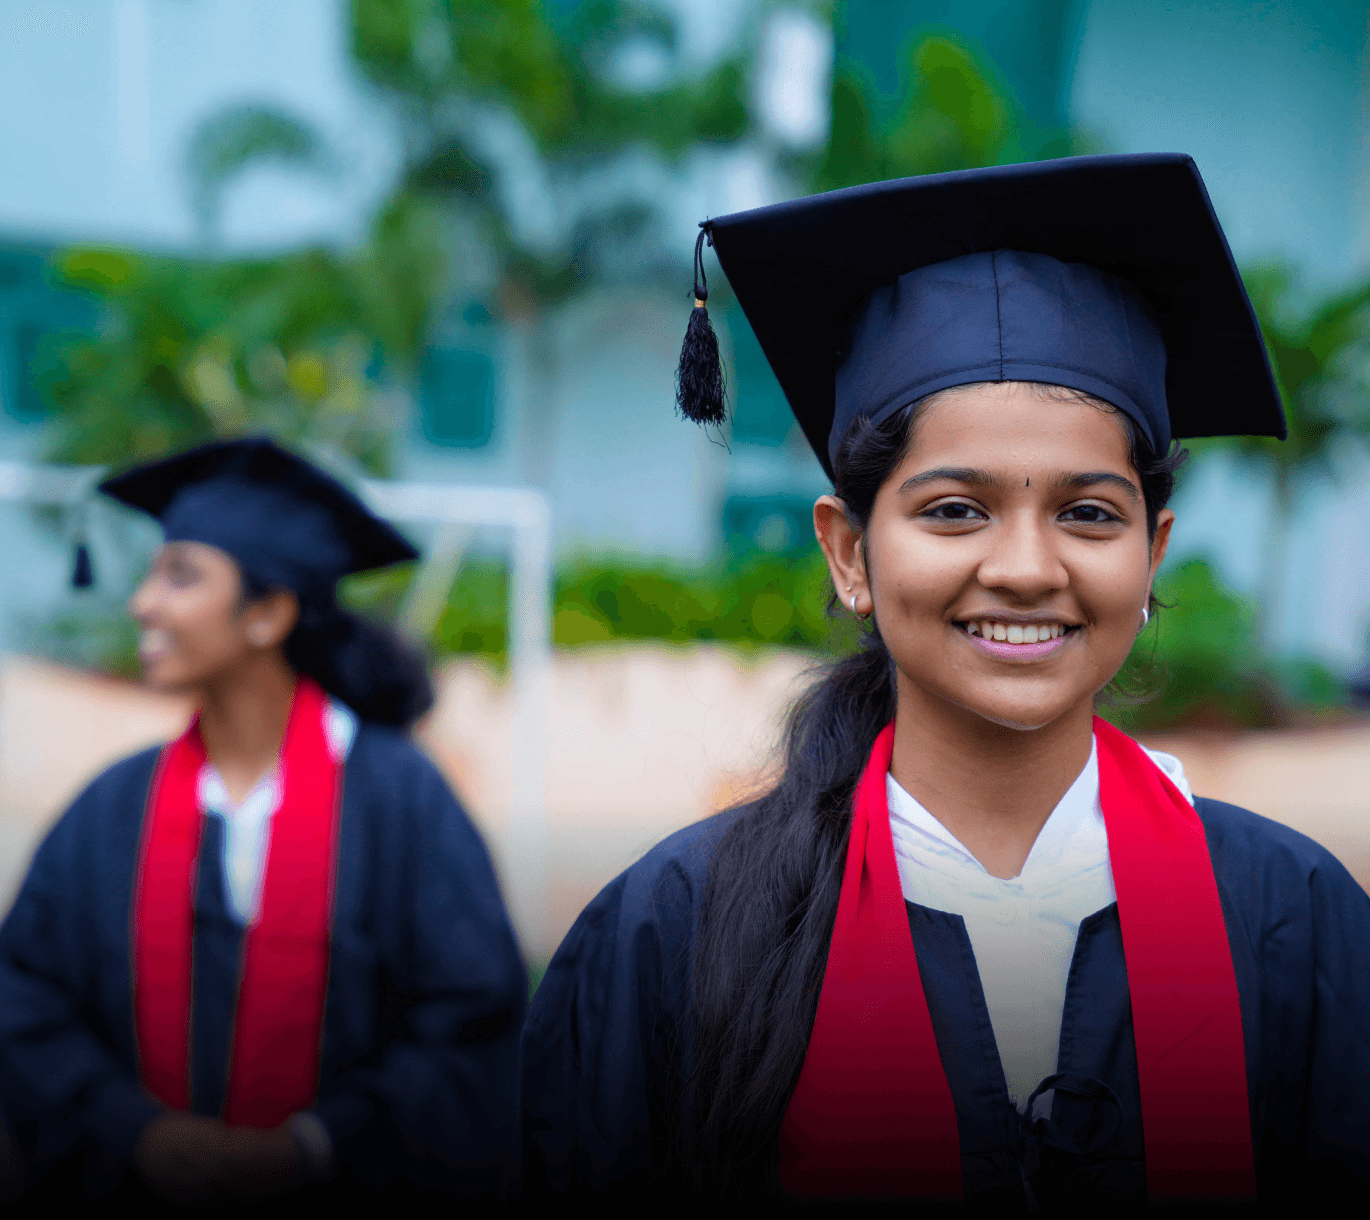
[138, 629, 173, 663]
[954, 617, 1079, 660]
[962, 630, 1071, 660]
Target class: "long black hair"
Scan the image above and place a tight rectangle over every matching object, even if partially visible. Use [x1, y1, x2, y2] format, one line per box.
[240, 570, 434, 729]
[681, 383, 1186, 1194]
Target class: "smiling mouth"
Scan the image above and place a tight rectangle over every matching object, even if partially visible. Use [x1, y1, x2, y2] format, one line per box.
[957, 620, 1079, 645]
[138, 628, 174, 661]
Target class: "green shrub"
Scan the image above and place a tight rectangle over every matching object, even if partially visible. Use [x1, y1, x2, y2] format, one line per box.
[424, 550, 862, 660]
[1103, 558, 1342, 731]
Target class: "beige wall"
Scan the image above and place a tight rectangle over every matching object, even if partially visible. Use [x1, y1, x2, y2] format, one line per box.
[1, 650, 1366, 961]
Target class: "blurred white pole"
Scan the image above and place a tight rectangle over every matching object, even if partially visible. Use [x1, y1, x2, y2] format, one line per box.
[0, 464, 554, 959]
[359, 481, 553, 958]
[396, 521, 473, 641]
[0, 461, 106, 505]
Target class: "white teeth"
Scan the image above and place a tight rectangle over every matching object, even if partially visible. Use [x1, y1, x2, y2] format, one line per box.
[968, 621, 1071, 643]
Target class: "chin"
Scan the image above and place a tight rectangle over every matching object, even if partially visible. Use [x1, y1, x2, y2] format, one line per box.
[139, 663, 193, 694]
[942, 687, 1085, 733]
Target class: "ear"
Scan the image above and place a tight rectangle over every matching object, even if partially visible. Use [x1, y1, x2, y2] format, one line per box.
[814, 495, 870, 615]
[245, 589, 300, 649]
[1147, 508, 1175, 593]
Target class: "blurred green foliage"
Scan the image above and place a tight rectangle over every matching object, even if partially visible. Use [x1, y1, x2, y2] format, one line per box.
[352, 0, 749, 310]
[1228, 265, 1370, 482]
[27, 2, 1364, 737]
[1187, 265, 1370, 646]
[352, 0, 748, 159]
[1104, 558, 1343, 732]
[42, 206, 441, 472]
[423, 549, 862, 659]
[811, 28, 1086, 193]
[40, 2, 752, 471]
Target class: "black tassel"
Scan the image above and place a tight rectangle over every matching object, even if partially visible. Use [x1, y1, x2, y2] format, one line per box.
[675, 224, 727, 425]
[71, 540, 94, 589]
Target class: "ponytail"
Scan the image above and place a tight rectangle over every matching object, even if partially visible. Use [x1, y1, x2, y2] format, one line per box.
[682, 635, 895, 1193]
[284, 597, 434, 728]
[240, 572, 434, 728]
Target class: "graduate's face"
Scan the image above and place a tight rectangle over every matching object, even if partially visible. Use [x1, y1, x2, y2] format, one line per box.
[818, 383, 1173, 732]
[128, 542, 297, 693]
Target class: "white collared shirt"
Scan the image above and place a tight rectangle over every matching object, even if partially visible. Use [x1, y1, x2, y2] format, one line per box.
[887, 739, 1192, 1113]
[195, 698, 358, 925]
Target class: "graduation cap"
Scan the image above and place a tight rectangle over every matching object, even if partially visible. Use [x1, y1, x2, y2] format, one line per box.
[676, 153, 1285, 477]
[98, 437, 417, 597]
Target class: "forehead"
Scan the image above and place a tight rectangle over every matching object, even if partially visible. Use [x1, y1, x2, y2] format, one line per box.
[155, 539, 240, 573]
[903, 383, 1135, 472]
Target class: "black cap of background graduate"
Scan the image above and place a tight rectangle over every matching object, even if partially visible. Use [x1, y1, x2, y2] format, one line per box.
[675, 152, 1285, 478]
[98, 437, 417, 597]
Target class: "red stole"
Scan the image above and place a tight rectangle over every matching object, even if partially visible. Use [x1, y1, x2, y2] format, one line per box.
[132, 678, 342, 1127]
[779, 716, 1254, 1200]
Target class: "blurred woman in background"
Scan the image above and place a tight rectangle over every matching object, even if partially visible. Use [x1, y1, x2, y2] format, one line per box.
[519, 155, 1370, 1206]
[0, 438, 525, 1208]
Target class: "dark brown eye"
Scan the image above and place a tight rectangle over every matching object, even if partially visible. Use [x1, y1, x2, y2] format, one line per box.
[164, 557, 200, 588]
[1061, 503, 1119, 524]
[926, 502, 985, 521]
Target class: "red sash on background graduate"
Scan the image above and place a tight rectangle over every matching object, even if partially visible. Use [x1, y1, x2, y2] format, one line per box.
[132, 678, 342, 1127]
[779, 716, 1254, 1201]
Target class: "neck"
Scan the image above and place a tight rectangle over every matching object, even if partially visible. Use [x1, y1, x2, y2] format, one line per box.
[888, 679, 1095, 880]
[196, 651, 299, 805]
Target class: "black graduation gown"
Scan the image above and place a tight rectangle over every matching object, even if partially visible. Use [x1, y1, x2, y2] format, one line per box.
[519, 797, 1370, 1207]
[0, 723, 526, 1202]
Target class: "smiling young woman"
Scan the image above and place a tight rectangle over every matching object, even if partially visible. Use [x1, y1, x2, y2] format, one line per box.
[818, 381, 1174, 881]
[0, 440, 525, 1209]
[518, 155, 1370, 1207]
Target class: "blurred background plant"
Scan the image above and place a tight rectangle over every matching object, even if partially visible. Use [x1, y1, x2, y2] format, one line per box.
[40, 0, 751, 476]
[811, 29, 1080, 193]
[1197, 265, 1370, 651]
[8, 0, 1370, 734]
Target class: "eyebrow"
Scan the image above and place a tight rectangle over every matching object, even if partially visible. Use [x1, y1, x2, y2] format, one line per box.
[895, 467, 1003, 495]
[1053, 471, 1142, 501]
[895, 466, 1141, 501]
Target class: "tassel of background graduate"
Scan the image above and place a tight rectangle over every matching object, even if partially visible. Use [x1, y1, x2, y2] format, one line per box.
[71, 539, 93, 588]
[675, 224, 727, 426]
[71, 494, 94, 589]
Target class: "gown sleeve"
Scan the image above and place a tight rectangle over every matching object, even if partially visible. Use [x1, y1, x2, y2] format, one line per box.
[306, 731, 528, 1194]
[1300, 838, 1370, 1190]
[518, 814, 724, 1196]
[0, 752, 164, 1185]
[1199, 797, 1370, 1199]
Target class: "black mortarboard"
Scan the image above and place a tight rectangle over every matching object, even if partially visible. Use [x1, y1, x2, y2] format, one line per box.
[99, 438, 417, 597]
[676, 153, 1285, 477]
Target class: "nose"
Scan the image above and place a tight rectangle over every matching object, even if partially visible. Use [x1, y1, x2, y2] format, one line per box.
[128, 574, 158, 623]
[974, 508, 1069, 602]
